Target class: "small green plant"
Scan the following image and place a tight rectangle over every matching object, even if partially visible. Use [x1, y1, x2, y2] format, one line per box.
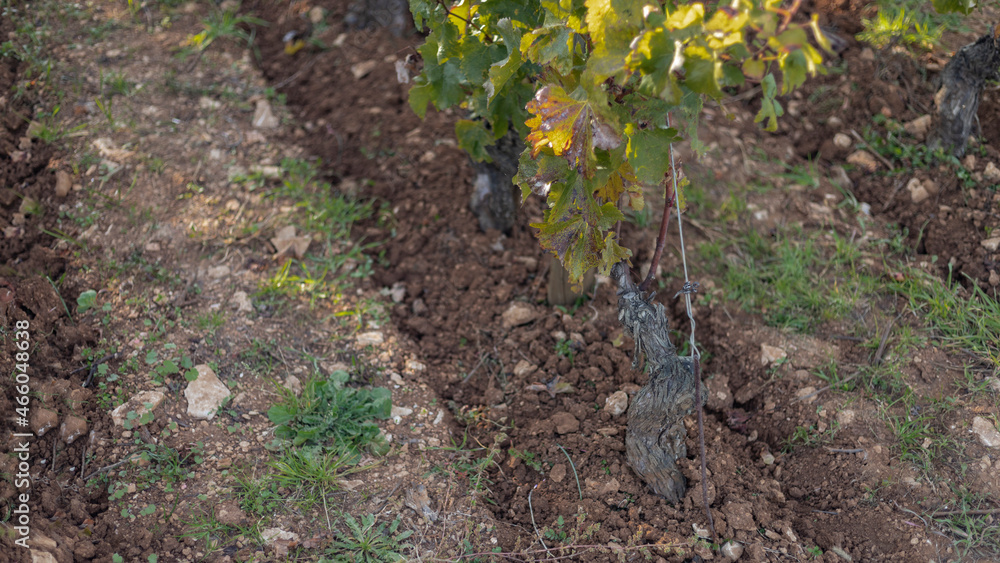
[181, 7, 266, 59]
[268, 446, 366, 510]
[554, 338, 575, 361]
[76, 289, 98, 313]
[323, 514, 413, 563]
[267, 370, 391, 455]
[857, 7, 943, 50]
[508, 448, 545, 474]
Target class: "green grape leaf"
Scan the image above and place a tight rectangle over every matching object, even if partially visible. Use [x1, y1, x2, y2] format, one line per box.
[522, 25, 575, 75]
[742, 57, 765, 80]
[754, 73, 783, 131]
[931, 0, 976, 14]
[408, 0, 438, 29]
[485, 18, 524, 103]
[525, 85, 621, 178]
[409, 33, 466, 116]
[460, 36, 501, 84]
[596, 160, 644, 211]
[456, 119, 494, 162]
[683, 52, 723, 99]
[599, 232, 632, 275]
[625, 123, 681, 185]
[514, 149, 570, 201]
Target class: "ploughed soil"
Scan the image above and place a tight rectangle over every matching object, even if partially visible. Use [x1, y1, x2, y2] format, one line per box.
[1, 0, 998, 562]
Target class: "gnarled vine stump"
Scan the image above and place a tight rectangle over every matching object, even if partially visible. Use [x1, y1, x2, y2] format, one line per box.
[613, 262, 702, 504]
[931, 24, 1000, 156]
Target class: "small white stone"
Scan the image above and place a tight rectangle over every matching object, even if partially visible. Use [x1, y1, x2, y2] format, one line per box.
[252, 99, 279, 129]
[761, 452, 775, 465]
[389, 282, 406, 303]
[907, 177, 929, 203]
[391, 405, 414, 424]
[903, 115, 932, 140]
[261, 528, 299, 544]
[833, 133, 852, 148]
[604, 390, 629, 416]
[184, 365, 231, 420]
[722, 541, 744, 561]
[231, 290, 253, 313]
[984, 161, 1000, 183]
[981, 237, 1000, 252]
[502, 302, 538, 328]
[110, 391, 166, 427]
[971, 416, 1000, 448]
[513, 359, 537, 378]
[760, 344, 787, 366]
[836, 409, 856, 426]
[847, 150, 878, 173]
[356, 331, 385, 346]
[284, 375, 302, 396]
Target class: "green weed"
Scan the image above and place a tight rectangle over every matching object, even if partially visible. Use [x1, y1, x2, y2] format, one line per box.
[323, 514, 413, 563]
[267, 370, 391, 454]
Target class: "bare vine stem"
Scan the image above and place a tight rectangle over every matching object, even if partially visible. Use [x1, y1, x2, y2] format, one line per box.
[638, 179, 674, 292]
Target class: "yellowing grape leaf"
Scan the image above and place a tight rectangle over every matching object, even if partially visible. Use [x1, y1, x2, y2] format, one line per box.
[525, 85, 621, 178]
[596, 160, 644, 210]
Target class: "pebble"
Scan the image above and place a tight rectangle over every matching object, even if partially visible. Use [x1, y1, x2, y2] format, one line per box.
[110, 391, 166, 427]
[550, 463, 567, 483]
[54, 170, 72, 197]
[411, 298, 428, 315]
[832, 133, 852, 148]
[261, 528, 299, 544]
[389, 282, 406, 303]
[907, 178, 930, 204]
[722, 541, 745, 561]
[501, 302, 538, 328]
[984, 161, 1000, 183]
[356, 331, 385, 346]
[761, 452, 775, 465]
[829, 165, 853, 190]
[988, 378, 1000, 393]
[283, 375, 302, 396]
[59, 415, 87, 444]
[551, 412, 579, 434]
[836, 409, 856, 426]
[231, 291, 253, 313]
[391, 405, 414, 424]
[846, 150, 878, 173]
[971, 416, 1000, 448]
[604, 390, 629, 416]
[981, 237, 1000, 252]
[405, 359, 425, 372]
[30, 408, 59, 436]
[184, 365, 231, 420]
[760, 344, 787, 366]
[252, 99, 279, 129]
[351, 60, 378, 80]
[903, 115, 932, 140]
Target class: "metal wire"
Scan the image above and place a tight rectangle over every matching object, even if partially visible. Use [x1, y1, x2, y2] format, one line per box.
[666, 114, 700, 363]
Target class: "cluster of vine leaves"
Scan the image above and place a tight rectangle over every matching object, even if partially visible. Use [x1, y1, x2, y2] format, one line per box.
[408, 0, 833, 285]
[407, 0, 977, 284]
